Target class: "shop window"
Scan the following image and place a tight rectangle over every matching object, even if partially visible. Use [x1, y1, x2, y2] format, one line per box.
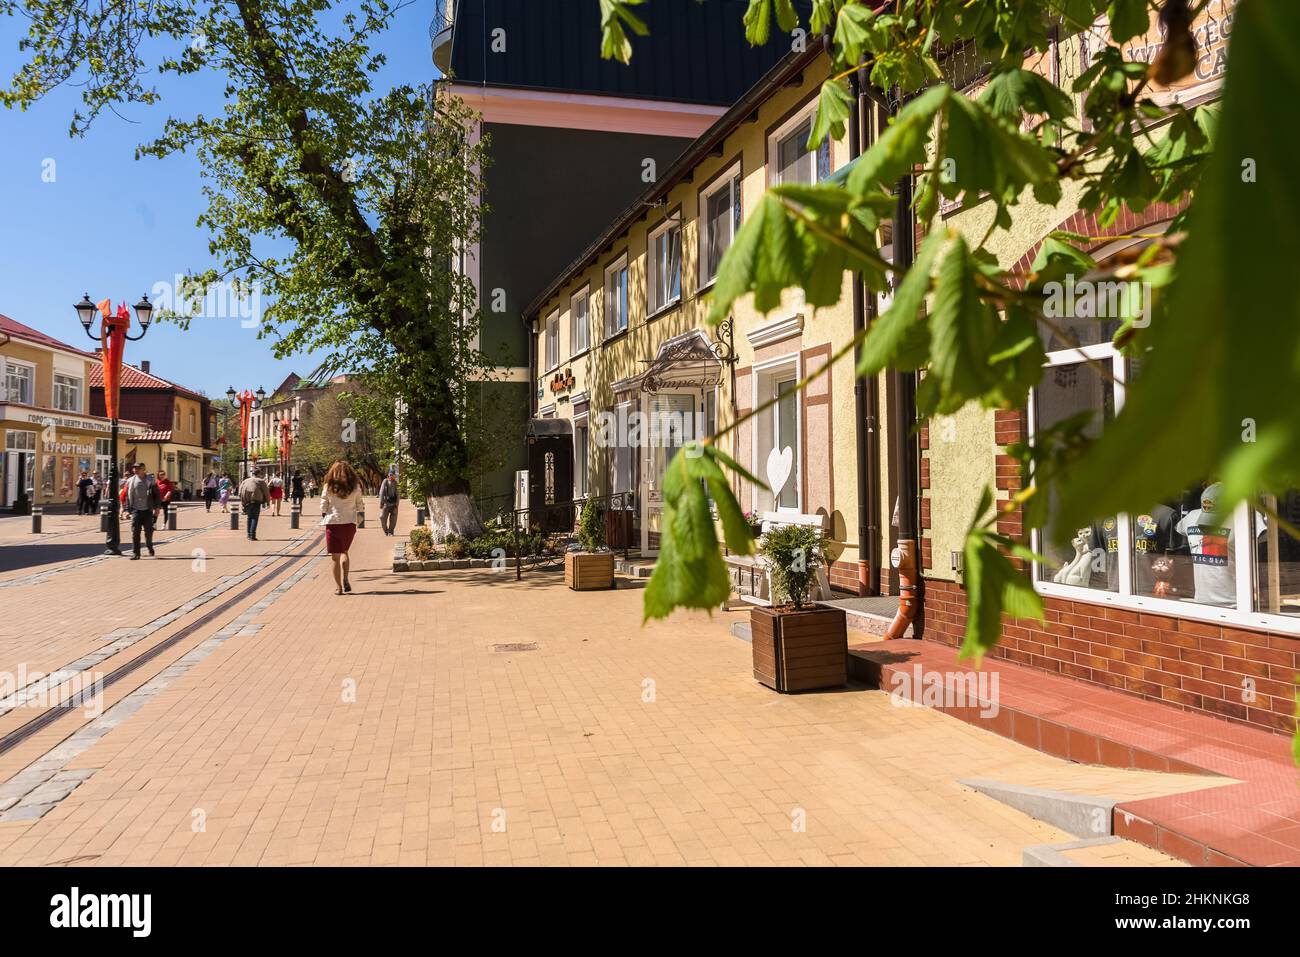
[646, 218, 682, 315]
[1030, 341, 1289, 626]
[570, 289, 589, 357]
[1253, 491, 1300, 617]
[700, 166, 742, 286]
[604, 256, 629, 340]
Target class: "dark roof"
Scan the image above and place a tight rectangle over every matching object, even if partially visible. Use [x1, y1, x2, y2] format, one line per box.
[88, 360, 208, 402]
[446, 0, 805, 106]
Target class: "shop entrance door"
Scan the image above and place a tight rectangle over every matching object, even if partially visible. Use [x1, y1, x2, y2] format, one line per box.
[641, 391, 696, 556]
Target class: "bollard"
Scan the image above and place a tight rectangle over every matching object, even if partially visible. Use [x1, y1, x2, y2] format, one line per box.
[416, 506, 426, 527]
[290, 502, 300, 529]
[357, 509, 365, 529]
[31, 505, 42, 534]
[100, 500, 110, 533]
[167, 508, 177, 531]
[230, 501, 240, 530]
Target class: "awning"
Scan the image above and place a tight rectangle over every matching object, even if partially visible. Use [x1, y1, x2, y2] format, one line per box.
[526, 418, 573, 438]
[612, 330, 723, 395]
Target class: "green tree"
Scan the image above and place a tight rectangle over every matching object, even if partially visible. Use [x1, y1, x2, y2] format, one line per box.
[602, 0, 1300, 748]
[2, 0, 492, 537]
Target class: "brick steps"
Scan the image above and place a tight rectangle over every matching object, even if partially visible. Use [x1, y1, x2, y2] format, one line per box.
[849, 639, 1300, 867]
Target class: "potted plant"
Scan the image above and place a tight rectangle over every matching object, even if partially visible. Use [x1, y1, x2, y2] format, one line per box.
[565, 498, 615, 590]
[750, 524, 846, 692]
[745, 510, 763, 538]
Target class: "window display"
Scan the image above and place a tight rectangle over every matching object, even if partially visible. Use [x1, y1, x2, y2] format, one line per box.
[1253, 490, 1300, 617]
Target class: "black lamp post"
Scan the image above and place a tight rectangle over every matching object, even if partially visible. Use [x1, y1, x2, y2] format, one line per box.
[77, 293, 153, 555]
[227, 385, 265, 480]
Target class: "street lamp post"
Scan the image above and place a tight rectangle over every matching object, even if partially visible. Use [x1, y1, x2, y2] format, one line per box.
[226, 385, 265, 480]
[76, 294, 153, 556]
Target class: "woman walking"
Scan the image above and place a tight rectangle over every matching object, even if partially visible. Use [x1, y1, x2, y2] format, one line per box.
[218, 474, 232, 513]
[269, 472, 284, 516]
[320, 460, 364, 595]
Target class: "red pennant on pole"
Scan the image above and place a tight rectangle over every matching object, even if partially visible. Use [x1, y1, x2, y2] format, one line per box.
[100, 303, 132, 421]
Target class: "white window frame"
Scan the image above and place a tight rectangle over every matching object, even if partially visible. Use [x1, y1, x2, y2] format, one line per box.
[768, 103, 834, 188]
[4, 360, 35, 406]
[574, 414, 589, 500]
[570, 287, 590, 358]
[52, 373, 82, 413]
[604, 255, 629, 341]
[1029, 343, 1292, 634]
[699, 161, 742, 289]
[544, 309, 561, 372]
[646, 215, 682, 317]
[750, 353, 802, 514]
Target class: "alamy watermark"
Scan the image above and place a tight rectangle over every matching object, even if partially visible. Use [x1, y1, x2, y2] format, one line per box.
[0, 666, 104, 718]
[1043, 273, 1150, 328]
[149, 274, 262, 329]
[888, 665, 999, 718]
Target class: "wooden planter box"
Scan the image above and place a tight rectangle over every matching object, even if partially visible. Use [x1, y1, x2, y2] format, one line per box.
[565, 551, 615, 591]
[750, 605, 847, 693]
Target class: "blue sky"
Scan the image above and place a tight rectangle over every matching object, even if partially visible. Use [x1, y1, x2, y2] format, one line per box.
[0, 2, 438, 399]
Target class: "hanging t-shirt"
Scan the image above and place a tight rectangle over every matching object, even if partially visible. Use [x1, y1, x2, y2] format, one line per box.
[1088, 518, 1121, 590]
[1175, 508, 1235, 606]
[1132, 504, 1182, 595]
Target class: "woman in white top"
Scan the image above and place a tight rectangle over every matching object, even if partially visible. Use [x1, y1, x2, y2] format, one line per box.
[320, 460, 365, 595]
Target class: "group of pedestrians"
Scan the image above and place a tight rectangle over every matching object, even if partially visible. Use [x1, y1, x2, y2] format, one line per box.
[75, 470, 103, 515]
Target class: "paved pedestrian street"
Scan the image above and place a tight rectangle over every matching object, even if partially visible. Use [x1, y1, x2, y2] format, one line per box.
[0, 502, 1221, 867]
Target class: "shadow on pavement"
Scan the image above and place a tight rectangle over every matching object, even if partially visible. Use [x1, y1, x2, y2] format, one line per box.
[0, 541, 107, 573]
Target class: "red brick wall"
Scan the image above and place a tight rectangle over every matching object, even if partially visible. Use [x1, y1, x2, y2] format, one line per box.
[922, 578, 1300, 735]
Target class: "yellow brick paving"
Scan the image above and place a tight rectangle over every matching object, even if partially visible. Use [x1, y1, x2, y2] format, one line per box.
[0, 502, 1204, 866]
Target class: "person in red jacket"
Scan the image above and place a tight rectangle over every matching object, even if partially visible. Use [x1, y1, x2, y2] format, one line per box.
[156, 471, 175, 526]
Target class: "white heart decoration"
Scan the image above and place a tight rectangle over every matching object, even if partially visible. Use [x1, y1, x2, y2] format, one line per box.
[766, 446, 793, 501]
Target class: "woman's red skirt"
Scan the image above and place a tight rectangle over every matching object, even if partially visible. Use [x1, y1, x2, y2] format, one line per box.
[325, 522, 357, 554]
[270, 486, 284, 500]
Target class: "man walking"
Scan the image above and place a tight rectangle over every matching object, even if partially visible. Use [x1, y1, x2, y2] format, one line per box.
[124, 462, 161, 559]
[238, 469, 270, 541]
[76, 470, 95, 515]
[379, 470, 399, 537]
[290, 469, 304, 511]
[203, 472, 218, 512]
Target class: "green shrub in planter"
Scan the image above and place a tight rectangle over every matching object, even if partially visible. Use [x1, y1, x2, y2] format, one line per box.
[577, 498, 605, 552]
[760, 524, 823, 610]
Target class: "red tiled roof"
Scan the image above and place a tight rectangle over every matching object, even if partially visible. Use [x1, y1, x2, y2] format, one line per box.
[87, 359, 206, 400]
[0, 314, 97, 358]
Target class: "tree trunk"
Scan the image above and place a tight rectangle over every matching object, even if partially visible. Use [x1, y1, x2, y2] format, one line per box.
[425, 478, 485, 542]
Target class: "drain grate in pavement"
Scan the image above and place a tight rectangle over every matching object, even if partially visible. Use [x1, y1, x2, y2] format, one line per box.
[492, 643, 538, 653]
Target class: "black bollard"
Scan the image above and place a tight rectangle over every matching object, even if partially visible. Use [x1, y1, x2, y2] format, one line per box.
[416, 506, 426, 527]
[100, 500, 110, 533]
[31, 505, 42, 534]
[230, 501, 240, 530]
[357, 508, 366, 529]
[167, 508, 177, 531]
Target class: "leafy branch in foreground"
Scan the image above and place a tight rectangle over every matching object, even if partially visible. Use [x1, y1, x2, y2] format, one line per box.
[608, 2, 1299, 717]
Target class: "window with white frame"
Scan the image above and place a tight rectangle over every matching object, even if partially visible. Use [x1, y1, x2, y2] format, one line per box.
[574, 418, 589, 499]
[570, 289, 590, 356]
[4, 362, 33, 405]
[1031, 322, 1300, 630]
[752, 360, 800, 513]
[604, 256, 629, 340]
[53, 373, 81, 412]
[544, 310, 560, 371]
[646, 216, 682, 315]
[771, 110, 832, 187]
[700, 165, 742, 287]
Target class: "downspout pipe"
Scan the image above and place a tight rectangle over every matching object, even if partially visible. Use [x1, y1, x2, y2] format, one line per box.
[848, 70, 880, 598]
[885, 147, 921, 640]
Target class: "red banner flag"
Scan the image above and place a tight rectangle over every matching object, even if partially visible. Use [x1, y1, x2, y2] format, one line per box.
[100, 304, 132, 421]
